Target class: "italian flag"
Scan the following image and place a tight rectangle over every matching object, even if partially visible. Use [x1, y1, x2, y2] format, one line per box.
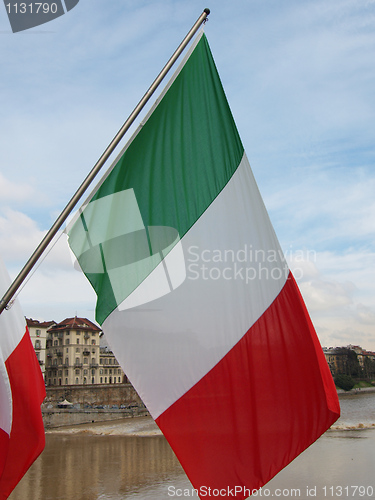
[0, 257, 45, 499]
[68, 32, 340, 498]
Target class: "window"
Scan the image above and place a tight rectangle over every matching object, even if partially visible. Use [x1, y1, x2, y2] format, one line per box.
[65, 378, 68, 385]
[76, 347, 80, 353]
[66, 339, 70, 345]
[35, 340, 41, 349]
[36, 329, 41, 337]
[91, 339, 96, 345]
[100, 377, 103, 383]
[75, 357, 80, 365]
[54, 340, 58, 346]
[84, 369, 88, 375]
[91, 369, 95, 375]
[76, 339, 80, 344]
[84, 358, 88, 365]
[75, 369, 80, 375]
[75, 378, 79, 384]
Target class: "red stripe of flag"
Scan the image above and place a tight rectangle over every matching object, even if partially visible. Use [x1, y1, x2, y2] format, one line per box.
[156, 272, 340, 498]
[0, 329, 46, 500]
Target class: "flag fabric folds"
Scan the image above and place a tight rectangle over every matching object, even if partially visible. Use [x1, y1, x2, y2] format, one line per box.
[0, 258, 45, 499]
[67, 32, 340, 498]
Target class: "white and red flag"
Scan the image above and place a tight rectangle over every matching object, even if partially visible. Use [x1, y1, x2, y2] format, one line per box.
[67, 32, 340, 498]
[0, 257, 45, 499]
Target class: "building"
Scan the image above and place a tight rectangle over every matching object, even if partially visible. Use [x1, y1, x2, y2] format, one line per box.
[323, 347, 347, 376]
[323, 345, 375, 378]
[99, 346, 128, 384]
[27, 318, 56, 378]
[45, 316, 126, 386]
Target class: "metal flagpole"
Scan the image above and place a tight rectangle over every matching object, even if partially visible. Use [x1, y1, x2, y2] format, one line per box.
[0, 8, 210, 315]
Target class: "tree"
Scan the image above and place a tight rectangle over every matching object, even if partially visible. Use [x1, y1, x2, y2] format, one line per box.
[335, 374, 355, 391]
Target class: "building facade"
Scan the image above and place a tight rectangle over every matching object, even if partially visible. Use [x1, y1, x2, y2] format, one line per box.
[99, 346, 128, 384]
[45, 317, 126, 386]
[323, 345, 375, 378]
[27, 318, 56, 377]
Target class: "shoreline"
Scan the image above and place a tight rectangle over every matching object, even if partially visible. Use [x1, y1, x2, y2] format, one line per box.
[337, 386, 375, 396]
[42, 386, 375, 430]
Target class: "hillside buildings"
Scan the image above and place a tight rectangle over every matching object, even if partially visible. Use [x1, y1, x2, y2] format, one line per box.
[323, 345, 375, 378]
[27, 316, 127, 387]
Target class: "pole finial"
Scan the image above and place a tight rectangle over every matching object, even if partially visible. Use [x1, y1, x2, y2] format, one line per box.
[204, 8, 210, 16]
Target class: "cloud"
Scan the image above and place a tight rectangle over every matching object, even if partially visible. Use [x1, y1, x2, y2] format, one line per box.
[0, 173, 35, 205]
[0, 208, 97, 322]
[0, 208, 45, 263]
[287, 247, 375, 348]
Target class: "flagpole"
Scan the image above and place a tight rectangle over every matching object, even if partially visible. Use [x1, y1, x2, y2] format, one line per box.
[0, 8, 210, 315]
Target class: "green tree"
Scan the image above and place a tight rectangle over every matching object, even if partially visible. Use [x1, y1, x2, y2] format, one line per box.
[346, 349, 362, 377]
[335, 374, 355, 391]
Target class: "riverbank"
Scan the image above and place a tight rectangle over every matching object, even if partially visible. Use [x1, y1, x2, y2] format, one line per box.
[42, 405, 150, 429]
[42, 383, 148, 428]
[42, 385, 375, 429]
[337, 385, 375, 395]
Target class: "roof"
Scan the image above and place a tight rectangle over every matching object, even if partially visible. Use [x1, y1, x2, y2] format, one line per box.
[47, 316, 101, 333]
[26, 318, 56, 328]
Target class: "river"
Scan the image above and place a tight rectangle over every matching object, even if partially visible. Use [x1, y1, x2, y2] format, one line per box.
[8, 391, 375, 499]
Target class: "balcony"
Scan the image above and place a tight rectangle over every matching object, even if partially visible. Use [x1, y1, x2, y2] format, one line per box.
[38, 360, 44, 366]
[90, 363, 98, 368]
[56, 350, 63, 357]
[83, 349, 90, 356]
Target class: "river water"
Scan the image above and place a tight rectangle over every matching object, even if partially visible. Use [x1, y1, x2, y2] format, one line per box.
[8, 391, 375, 499]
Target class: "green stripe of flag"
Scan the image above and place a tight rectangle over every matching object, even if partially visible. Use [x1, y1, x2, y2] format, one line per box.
[68, 34, 244, 323]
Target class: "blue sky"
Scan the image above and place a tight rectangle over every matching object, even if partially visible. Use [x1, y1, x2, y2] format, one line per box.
[1, 0, 375, 350]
